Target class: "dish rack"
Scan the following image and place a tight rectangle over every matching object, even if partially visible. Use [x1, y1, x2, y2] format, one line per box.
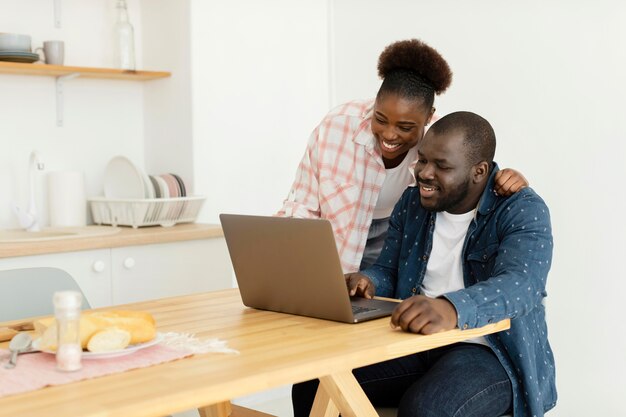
[89, 196, 206, 228]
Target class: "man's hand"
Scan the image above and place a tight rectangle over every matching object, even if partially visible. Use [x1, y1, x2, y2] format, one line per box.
[494, 168, 528, 196]
[391, 296, 457, 334]
[344, 273, 375, 299]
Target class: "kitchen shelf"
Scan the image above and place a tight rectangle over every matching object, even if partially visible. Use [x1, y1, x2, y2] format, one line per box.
[0, 61, 170, 80]
[0, 61, 170, 126]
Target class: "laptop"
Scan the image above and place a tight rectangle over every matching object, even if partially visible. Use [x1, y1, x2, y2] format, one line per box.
[219, 214, 399, 323]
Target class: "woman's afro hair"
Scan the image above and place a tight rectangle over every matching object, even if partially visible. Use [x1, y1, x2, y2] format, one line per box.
[377, 39, 452, 95]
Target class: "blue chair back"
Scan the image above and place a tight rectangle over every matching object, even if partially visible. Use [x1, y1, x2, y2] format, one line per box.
[0, 267, 90, 321]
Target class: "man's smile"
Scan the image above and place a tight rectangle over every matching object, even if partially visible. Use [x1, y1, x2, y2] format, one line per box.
[419, 182, 440, 197]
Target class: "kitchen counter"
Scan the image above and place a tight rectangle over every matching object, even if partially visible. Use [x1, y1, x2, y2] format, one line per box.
[0, 223, 223, 259]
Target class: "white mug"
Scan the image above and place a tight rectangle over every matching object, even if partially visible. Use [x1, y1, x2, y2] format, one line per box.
[35, 40, 64, 65]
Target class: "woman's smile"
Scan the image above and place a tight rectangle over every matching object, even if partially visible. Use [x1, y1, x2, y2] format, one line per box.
[380, 139, 403, 152]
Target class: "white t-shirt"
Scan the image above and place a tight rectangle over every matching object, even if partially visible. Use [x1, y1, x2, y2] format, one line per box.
[373, 146, 418, 219]
[421, 209, 488, 346]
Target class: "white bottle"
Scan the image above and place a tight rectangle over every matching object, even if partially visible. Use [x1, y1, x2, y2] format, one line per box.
[114, 0, 136, 71]
[53, 291, 83, 372]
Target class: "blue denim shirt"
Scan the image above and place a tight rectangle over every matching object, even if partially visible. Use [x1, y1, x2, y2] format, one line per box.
[362, 164, 557, 417]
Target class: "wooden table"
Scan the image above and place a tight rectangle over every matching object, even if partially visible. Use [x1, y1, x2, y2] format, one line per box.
[0, 289, 509, 417]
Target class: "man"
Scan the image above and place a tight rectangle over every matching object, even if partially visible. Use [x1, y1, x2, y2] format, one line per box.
[292, 112, 556, 417]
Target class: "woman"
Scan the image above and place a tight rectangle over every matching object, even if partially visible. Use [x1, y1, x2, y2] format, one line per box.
[278, 39, 527, 273]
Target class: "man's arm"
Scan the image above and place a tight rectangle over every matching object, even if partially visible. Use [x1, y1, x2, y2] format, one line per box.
[357, 190, 413, 298]
[444, 190, 553, 330]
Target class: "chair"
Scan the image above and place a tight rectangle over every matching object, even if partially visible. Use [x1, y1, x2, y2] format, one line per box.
[0, 267, 90, 321]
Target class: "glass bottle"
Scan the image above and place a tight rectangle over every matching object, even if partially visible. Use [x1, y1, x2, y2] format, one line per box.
[53, 291, 83, 372]
[113, 0, 136, 71]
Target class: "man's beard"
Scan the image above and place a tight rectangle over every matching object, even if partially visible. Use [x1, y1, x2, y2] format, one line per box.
[422, 178, 471, 213]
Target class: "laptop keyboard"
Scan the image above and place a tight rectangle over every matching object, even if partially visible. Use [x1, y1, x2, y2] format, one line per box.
[352, 305, 379, 315]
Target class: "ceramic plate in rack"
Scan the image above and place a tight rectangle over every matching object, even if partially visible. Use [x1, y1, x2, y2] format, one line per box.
[160, 174, 180, 198]
[141, 170, 155, 199]
[104, 156, 146, 199]
[171, 173, 186, 197]
[149, 175, 161, 198]
[33, 333, 164, 360]
[154, 175, 170, 198]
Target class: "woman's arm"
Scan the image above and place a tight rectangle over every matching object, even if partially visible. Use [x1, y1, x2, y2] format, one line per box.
[276, 127, 322, 219]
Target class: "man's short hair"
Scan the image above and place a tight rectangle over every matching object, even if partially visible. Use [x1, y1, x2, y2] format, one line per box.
[428, 111, 496, 165]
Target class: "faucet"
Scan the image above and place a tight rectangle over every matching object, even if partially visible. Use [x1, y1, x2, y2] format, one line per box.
[11, 151, 45, 232]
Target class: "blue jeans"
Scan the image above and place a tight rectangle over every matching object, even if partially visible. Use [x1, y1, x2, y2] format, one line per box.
[292, 343, 512, 417]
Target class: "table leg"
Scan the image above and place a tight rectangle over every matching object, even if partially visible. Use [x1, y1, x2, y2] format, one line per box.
[198, 401, 232, 417]
[230, 404, 278, 417]
[310, 383, 340, 417]
[199, 402, 277, 417]
[317, 371, 379, 417]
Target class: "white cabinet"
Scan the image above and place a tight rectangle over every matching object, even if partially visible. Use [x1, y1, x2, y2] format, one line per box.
[111, 238, 232, 304]
[0, 238, 233, 308]
[0, 249, 112, 308]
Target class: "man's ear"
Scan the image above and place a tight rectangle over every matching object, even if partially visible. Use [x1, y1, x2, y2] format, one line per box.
[472, 161, 490, 184]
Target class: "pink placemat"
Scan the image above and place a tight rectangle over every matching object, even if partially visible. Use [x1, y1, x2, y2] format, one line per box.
[0, 344, 192, 399]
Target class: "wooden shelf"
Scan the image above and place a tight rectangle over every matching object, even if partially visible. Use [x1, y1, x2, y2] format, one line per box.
[0, 61, 171, 80]
[0, 61, 170, 125]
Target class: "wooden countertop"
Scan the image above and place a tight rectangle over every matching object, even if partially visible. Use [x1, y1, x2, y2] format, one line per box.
[0, 223, 223, 259]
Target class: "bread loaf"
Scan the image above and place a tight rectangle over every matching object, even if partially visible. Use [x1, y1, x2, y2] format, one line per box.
[87, 328, 131, 352]
[34, 315, 101, 350]
[86, 310, 156, 345]
[34, 310, 156, 352]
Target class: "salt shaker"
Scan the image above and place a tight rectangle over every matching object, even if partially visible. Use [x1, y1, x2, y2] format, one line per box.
[53, 291, 83, 371]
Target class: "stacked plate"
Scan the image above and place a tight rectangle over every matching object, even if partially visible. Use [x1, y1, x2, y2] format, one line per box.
[103, 156, 188, 199]
[0, 51, 39, 63]
[0, 33, 38, 63]
[149, 173, 187, 198]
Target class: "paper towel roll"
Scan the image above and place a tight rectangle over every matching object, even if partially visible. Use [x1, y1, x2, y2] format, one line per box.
[47, 171, 87, 227]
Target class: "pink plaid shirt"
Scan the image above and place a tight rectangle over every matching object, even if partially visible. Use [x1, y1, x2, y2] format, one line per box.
[277, 99, 387, 273]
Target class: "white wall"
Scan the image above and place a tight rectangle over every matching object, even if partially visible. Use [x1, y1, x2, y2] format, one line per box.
[190, 0, 331, 222]
[0, 0, 152, 229]
[141, 0, 195, 191]
[330, 1, 625, 415]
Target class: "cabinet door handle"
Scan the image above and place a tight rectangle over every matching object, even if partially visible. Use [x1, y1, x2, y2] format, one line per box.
[92, 260, 106, 273]
[123, 257, 136, 270]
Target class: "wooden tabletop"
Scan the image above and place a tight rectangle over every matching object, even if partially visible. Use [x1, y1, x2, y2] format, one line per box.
[0, 289, 509, 417]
